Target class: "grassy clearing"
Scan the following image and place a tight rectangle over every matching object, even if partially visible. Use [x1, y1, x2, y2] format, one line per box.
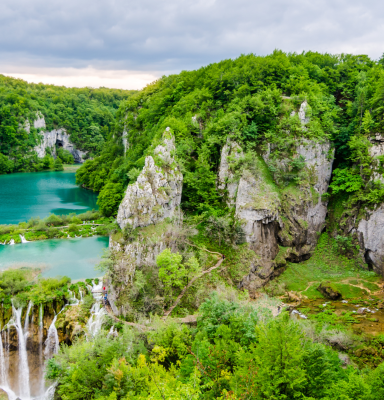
[63, 164, 83, 172]
[272, 233, 382, 299]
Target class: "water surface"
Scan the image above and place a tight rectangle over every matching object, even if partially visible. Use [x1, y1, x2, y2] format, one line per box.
[0, 171, 98, 224]
[0, 236, 109, 280]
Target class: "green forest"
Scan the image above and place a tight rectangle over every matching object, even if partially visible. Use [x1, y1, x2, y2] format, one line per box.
[0, 74, 136, 174]
[76, 50, 384, 217]
[5, 51, 384, 399]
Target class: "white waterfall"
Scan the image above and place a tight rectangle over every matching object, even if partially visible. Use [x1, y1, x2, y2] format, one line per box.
[38, 304, 45, 397]
[24, 301, 33, 334]
[87, 302, 107, 338]
[12, 303, 31, 399]
[0, 332, 8, 387]
[9, 239, 15, 245]
[67, 290, 79, 306]
[19, 234, 29, 243]
[44, 315, 59, 360]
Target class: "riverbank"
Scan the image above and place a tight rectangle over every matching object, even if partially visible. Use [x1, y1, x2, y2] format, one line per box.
[0, 211, 114, 245]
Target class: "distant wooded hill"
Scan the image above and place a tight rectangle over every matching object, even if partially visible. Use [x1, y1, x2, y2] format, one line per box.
[0, 74, 137, 173]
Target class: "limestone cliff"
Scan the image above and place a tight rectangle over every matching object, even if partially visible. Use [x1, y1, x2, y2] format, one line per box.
[117, 130, 183, 230]
[32, 113, 87, 163]
[352, 135, 384, 275]
[218, 101, 335, 293]
[217, 138, 244, 205]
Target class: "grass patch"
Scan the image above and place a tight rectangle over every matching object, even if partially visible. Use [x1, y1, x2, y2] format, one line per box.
[361, 281, 381, 292]
[272, 233, 381, 299]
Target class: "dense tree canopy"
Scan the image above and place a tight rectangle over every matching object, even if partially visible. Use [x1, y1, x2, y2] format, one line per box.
[0, 74, 136, 173]
[75, 51, 384, 216]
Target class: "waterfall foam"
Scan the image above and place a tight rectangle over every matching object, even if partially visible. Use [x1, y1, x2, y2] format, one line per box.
[0, 332, 9, 388]
[11, 303, 31, 399]
[24, 301, 33, 335]
[44, 315, 59, 360]
[87, 302, 106, 338]
[19, 234, 29, 243]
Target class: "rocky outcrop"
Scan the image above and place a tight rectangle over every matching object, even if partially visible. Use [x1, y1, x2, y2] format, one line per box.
[217, 138, 244, 205]
[222, 102, 335, 293]
[107, 238, 173, 316]
[235, 163, 280, 261]
[317, 282, 342, 300]
[32, 113, 87, 163]
[344, 134, 384, 275]
[357, 206, 384, 275]
[277, 140, 334, 256]
[117, 130, 183, 230]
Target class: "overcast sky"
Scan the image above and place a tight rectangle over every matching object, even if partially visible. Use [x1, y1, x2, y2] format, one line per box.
[1, 0, 383, 90]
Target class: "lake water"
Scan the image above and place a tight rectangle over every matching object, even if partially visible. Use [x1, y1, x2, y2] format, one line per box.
[0, 236, 109, 280]
[0, 171, 108, 279]
[0, 171, 98, 225]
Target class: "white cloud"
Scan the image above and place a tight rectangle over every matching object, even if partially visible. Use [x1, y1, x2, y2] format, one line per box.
[0, 0, 384, 89]
[0, 67, 159, 90]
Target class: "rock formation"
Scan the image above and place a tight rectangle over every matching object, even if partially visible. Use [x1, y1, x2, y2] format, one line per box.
[348, 135, 384, 275]
[217, 138, 244, 205]
[222, 102, 335, 293]
[117, 130, 183, 230]
[31, 113, 87, 163]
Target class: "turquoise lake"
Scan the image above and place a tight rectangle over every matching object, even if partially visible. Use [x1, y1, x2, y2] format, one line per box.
[0, 171, 108, 279]
[0, 236, 109, 280]
[0, 170, 98, 225]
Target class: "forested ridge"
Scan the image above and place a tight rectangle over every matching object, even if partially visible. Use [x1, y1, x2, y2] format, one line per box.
[76, 50, 384, 217]
[45, 50, 384, 400]
[0, 74, 136, 174]
[6, 52, 384, 399]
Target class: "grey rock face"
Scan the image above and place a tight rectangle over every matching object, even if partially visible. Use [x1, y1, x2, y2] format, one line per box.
[34, 111, 46, 129]
[227, 137, 334, 293]
[369, 134, 384, 158]
[117, 132, 183, 230]
[217, 138, 243, 205]
[357, 206, 384, 275]
[290, 100, 310, 125]
[33, 114, 87, 163]
[292, 139, 334, 246]
[235, 166, 280, 260]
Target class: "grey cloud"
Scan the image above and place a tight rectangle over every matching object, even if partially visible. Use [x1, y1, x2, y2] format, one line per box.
[1, 0, 384, 73]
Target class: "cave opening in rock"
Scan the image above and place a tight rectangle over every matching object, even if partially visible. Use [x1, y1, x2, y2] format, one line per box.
[364, 249, 374, 271]
[56, 139, 64, 147]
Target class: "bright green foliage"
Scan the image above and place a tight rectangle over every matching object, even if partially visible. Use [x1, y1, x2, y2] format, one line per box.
[0, 269, 30, 296]
[0, 74, 136, 174]
[157, 249, 186, 289]
[57, 147, 75, 164]
[47, 293, 384, 399]
[329, 168, 364, 194]
[54, 157, 64, 171]
[97, 182, 125, 217]
[74, 51, 384, 217]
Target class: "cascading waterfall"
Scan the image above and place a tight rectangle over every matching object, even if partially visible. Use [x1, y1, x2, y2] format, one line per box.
[38, 304, 45, 397]
[44, 315, 59, 360]
[0, 283, 101, 399]
[19, 234, 29, 243]
[87, 302, 107, 338]
[0, 331, 9, 388]
[24, 301, 33, 334]
[12, 303, 31, 399]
